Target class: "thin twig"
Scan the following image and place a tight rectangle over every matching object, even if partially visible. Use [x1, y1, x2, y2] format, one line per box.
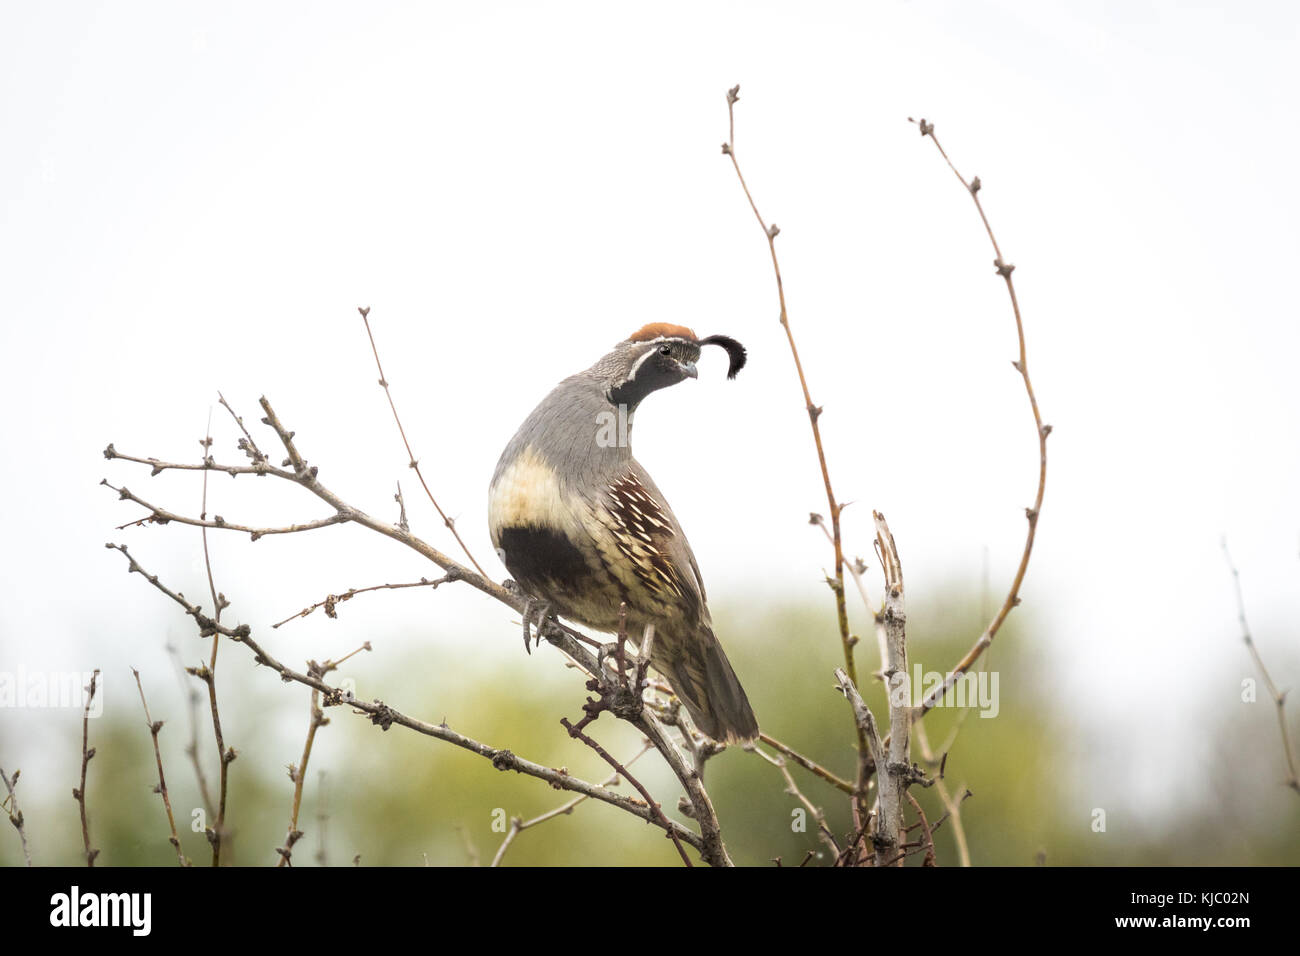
[723, 83, 869, 828]
[0, 767, 32, 867]
[904, 790, 937, 867]
[1222, 538, 1300, 794]
[103, 444, 279, 479]
[276, 643, 369, 866]
[560, 715, 692, 867]
[907, 117, 1050, 719]
[276, 681, 325, 867]
[131, 668, 189, 866]
[218, 390, 268, 466]
[757, 732, 854, 794]
[357, 306, 487, 577]
[490, 741, 654, 867]
[922, 787, 974, 838]
[813, 515, 885, 674]
[103, 541, 713, 860]
[559, 618, 694, 868]
[753, 745, 840, 857]
[454, 824, 481, 866]
[74, 669, 100, 866]
[102, 479, 350, 540]
[166, 641, 213, 819]
[272, 576, 454, 629]
[315, 771, 329, 866]
[394, 482, 409, 533]
[913, 721, 970, 866]
[199, 420, 234, 867]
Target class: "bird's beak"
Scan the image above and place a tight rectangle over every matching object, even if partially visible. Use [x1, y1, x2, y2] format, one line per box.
[680, 361, 698, 380]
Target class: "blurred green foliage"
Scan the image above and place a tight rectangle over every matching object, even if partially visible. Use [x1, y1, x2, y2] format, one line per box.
[1, 591, 1296, 867]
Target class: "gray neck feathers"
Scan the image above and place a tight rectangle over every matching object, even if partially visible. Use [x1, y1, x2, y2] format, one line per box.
[494, 372, 634, 492]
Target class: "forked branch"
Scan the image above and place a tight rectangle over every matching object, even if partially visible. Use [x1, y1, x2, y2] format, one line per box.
[105, 394, 733, 866]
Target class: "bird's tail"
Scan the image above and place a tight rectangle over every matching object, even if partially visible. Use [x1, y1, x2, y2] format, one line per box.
[658, 626, 759, 744]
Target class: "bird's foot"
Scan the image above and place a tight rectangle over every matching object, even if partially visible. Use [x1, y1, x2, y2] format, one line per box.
[520, 598, 553, 655]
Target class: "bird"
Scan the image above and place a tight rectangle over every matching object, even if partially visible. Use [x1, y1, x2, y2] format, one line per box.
[488, 322, 759, 744]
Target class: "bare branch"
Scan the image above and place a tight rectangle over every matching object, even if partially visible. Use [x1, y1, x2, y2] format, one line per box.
[1222, 538, 1300, 794]
[913, 720, 971, 866]
[315, 771, 329, 866]
[74, 669, 100, 867]
[276, 678, 325, 867]
[490, 742, 654, 867]
[107, 394, 736, 865]
[276, 643, 369, 866]
[0, 767, 32, 867]
[103, 541, 713, 860]
[101, 479, 350, 541]
[833, 662, 925, 867]
[357, 306, 487, 578]
[833, 667, 887, 856]
[559, 616, 694, 866]
[904, 790, 937, 867]
[559, 714, 692, 867]
[874, 511, 911, 804]
[723, 83, 870, 829]
[198, 421, 234, 867]
[131, 668, 189, 866]
[813, 514, 885, 673]
[217, 390, 269, 467]
[753, 744, 840, 857]
[272, 576, 455, 629]
[757, 732, 854, 795]
[166, 641, 214, 819]
[908, 117, 1050, 718]
[103, 444, 286, 479]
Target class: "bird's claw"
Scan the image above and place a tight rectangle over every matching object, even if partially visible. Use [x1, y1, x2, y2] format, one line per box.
[520, 598, 552, 655]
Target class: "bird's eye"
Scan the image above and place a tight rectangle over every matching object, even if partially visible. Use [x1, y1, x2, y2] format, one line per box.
[659, 345, 670, 355]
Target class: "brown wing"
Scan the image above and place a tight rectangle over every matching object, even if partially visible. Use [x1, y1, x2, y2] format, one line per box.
[601, 464, 757, 742]
[599, 463, 707, 627]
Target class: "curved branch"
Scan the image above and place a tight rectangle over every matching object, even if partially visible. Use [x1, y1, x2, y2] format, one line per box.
[908, 118, 1050, 718]
[722, 84, 870, 828]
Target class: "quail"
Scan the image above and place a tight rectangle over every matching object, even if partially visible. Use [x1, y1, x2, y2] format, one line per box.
[488, 323, 759, 743]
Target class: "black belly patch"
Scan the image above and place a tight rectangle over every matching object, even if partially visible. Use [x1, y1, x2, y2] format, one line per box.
[498, 525, 594, 598]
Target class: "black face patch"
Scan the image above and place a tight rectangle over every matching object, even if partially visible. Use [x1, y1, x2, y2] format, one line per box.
[497, 525, 594, 599]
[608, 339, 699, 410]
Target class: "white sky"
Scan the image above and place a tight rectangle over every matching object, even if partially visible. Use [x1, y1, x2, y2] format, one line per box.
[2, 1, 1298, 822]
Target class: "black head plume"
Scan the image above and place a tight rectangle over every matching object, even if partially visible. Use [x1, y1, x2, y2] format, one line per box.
[699, 334, 747, 379]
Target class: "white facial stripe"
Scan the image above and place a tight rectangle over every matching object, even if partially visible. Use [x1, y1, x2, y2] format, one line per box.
[626, 337, 694, 382]
[627, 345, 660, 381]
